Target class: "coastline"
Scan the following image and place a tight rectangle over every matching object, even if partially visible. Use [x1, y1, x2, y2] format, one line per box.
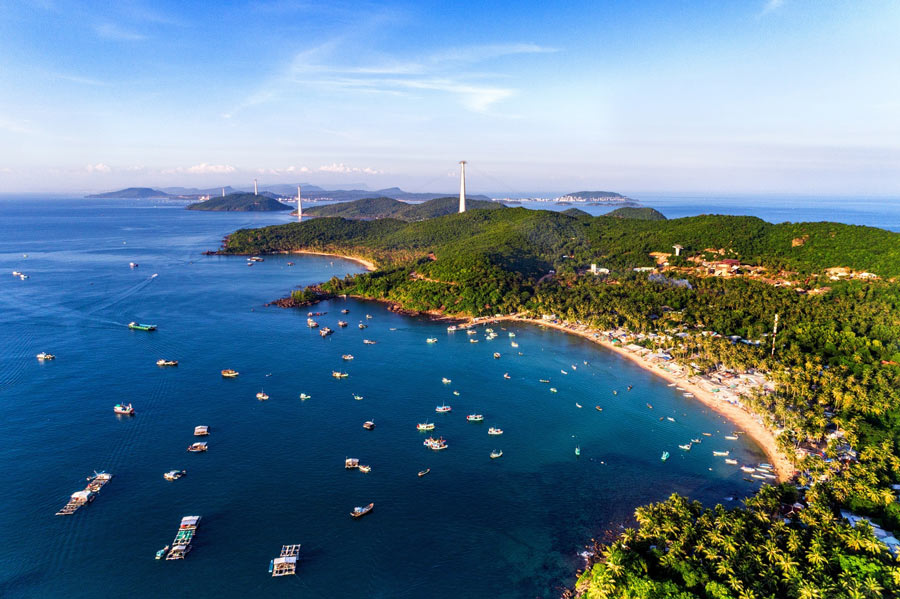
[485, 316, 795, 483]
[290, 249, 377, 271]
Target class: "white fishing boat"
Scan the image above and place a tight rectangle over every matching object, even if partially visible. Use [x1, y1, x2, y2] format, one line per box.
[466, 414, 484, 422]
[724, 435, 738, 440]
[256, 390, 269, 400]
[511, 342, 519, 348]
[550, 387, 557, 393]
[342, 354, 354, 360]
[679, 443, 692, 451]
[724, 458, 738, 465]
[488, 427, 503, 435]
[713, 450, 730, 457]
[435, 404, 451, 413]
[164, 470, 186, 481]
[416, 422, 435, 431]
[441, 377, 451, 384]
[503, 373, 510, 379]
[299, 393, 311, 400]
[447, 325, 457, 332]
[426, 338, 438, 343]
[490, 449, 503, 459]
[353, 394, 364, 400]
[36, 352, 55, 361]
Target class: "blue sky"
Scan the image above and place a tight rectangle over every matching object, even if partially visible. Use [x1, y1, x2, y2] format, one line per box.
[0, 0, 898, 195]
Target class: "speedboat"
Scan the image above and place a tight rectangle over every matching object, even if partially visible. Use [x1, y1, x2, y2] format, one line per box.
[164, 470, 186, 481]
[113, 403, 134, 415]
[350, 503, 374, 518]
[466, 414, 484, 422]
[36, 352, 55, 360]
[488, 427, 503, 435]
[342, 354, 354, 361]
[128, 322, 156, 331]
[490, 450, 503, 459]
[365, 314, 373, 319]
[129, 262, 138, 268]
[503, 373, 510, 379]
[256, 390, 269, 400]
[435, 404, 451, 413]
[493, 352, 501, 359]
[418, 469, 430, 477]
[156, 359, 178, 366]
[595, 406, 602, 412]
[363, 339, 376, 345]
[560, 370, 568, 375]
[575, 403, 582, 408]
[426, 338, 438, 343]
[299, 393, 311, 400]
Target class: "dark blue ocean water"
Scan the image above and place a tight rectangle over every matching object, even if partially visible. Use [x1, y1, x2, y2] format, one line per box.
[1, 199, 770, 598]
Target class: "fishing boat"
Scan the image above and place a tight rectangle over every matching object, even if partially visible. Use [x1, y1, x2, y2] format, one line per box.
[627, 385, 633, 391]
[550, 387, 557, 393]
[466, 414, 484, 422]
[350, 503, 374, 518]
[508, 332, 516, 337]
[612, 390, 618, 395]
[418, 469, 430, 477]
[363, 420, 375, 430]
[571, 365, 577, 370]
[221, 369, 239, 378]
[575, 403, 582, 408]
[661, 451, 670, 461]
[307, 319, 319, 328]
[55, 471, 113, 516]
[490, 449, 503, 459]
[539, 379, 550, 383]
[341, 309, 350, 314]
[299, 393, 311, 400]
[469, 339, 479, 343]
[646, 403, 653, 409]
[441, 377, 452, 384]
[452, 391, 460, 396]
[353, 394, 364, 400]
[426, 338, 438, 343]
[358, 465, 372, 473]
[128, 322, 157, 331]
[724, 458, 738, 465]
[187, 442, 208, 452]
[666, 417, 676, 422]
[751, 473, 766, 480]
[683, 393, 694, 398]
[466, 329, 477, 336]
[363, 339, 376, 345]
[287, 262, 294, 266]
[332, 371, 348, 378]
[447, 325, 457, 331]
[249, 256, 264, 262]
[155, 545, 169, 559]
[435, 404, 451, 413]
[493, 352, 501, 359]
[341, 355, 354, 362]
[319, 327, 333, 337]
[560, 370, 568, 375]
[575, 445, 581, 456]
[256, 390, 269, 400]
[194, 426, 209, 436]
[156, 359, 178, 366]
[503, 373, 510, 379]
[345, 458, 359, 469]
[713, 450, 730, 457]
[365, 314, 373, 319]
[595, 406, 603, 412]
[113, 403, 134, 415]
[510, 341, 519, 348]
[488, 427, 503, 435]
[358, 323, 368, 329]
[164, 470, 186, 481]
[702, 432, 712, 437]
[417, 422, 435, 431]
[129, 262, 138, 268]
[758, 463, 774, 470]
[724, 435, 738, 440]
[338, 321, 348, 327]
[691, 438, 701, 444]
[679, 443, 692, 451]
[36, 352, 55, 360]
[424, 437, 448, 450]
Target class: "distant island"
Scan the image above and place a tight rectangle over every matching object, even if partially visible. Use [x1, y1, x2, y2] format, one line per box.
[604, 206, 666, 220]
[303, 196, 504, 221]
[85, 187, 172, 199]
[557, 191, 639, 206]
[186, 193, 293, 212]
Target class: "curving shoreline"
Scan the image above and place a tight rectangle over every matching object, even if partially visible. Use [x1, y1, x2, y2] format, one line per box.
[288, 250, 377, 272]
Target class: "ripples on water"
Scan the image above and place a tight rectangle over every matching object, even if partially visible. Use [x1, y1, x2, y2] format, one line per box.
[0, 199, 765, 598]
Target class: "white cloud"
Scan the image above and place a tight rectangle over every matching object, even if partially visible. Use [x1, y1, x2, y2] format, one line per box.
[162, 163, 236, 175]
[94, 23, 147, 41]
[317, 163, 382, 175]
[761, 0, 784, 14]
[86, 163, 112, 173]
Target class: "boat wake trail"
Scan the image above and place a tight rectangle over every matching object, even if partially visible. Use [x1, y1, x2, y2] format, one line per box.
[85, 273, 159, 317]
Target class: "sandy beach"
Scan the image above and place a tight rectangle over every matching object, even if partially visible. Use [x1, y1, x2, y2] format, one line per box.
[477, 316, 796, 482]
[291, 250, 377, 271]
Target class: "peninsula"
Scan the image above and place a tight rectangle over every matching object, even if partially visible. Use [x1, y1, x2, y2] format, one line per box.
[86, 187, 172, 199]
[302, 196, 504, 221]
[186, 193, 292, 212]
[218, 205, 900, 597]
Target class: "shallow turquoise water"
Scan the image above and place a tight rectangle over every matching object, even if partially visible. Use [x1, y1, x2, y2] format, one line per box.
[0, 199, 765, 598]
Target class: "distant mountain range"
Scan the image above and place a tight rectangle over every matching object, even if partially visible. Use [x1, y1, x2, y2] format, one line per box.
[85, 187, 173, 199]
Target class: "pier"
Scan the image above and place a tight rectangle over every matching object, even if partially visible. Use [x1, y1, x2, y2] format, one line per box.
[55, 472, 112, 516]
[271, 544, 301, 576]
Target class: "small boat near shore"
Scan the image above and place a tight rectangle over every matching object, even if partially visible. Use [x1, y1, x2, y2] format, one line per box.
[36, 352, 56, 361]
[332, 371, 348, 378]
[466, 414, 484, 422]
[435, 404, 451, 413]
[221, 369, 239, 378]
[490, 449, 503, 459]
[194, 426, 209, 436]
[156, 359, 178, 366]
[187, 442, 208, 452]
[713, 450, 730, 457]
[351, 503, 374, 518]
[113, 403, 134, 415]
[724, 435, 738, 440]
[256, 390, 269, 400]
[342, 354, 354, 360]
[724, 458, 738, 465]
[427, 338, 438, 343]
[128, 322, 156, 331]
[299, 393, 311, 400]
[417, 422, 435, 431]
[488, 427, 503, 435]
[363, 420, 375, 430]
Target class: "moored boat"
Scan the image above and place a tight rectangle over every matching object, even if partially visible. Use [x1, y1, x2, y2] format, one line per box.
[332, 371, 348, 378]
[128, 322, 157, 331]
[164, 470, 186, 481]
[424, 436, 448, 450]
[345, 458, 359, 469]
[426, 338, 438, 343]
[256, 390, 269, 400]
[187, 442, 208, 452]
[488, 427, 503, 435]
[447, 325, 457, 331]
[350, 503, 374, 518]
[193, 426, 209, 436]
[165, 515, 201, 560]
[724, 435, 738, 440]
[221, 369, 239, 378]
[724, 458, 738, 465]
[156, 359, 178, 366]
[155, 545, 169, 559]
[36, 352, 55, 360]
[338, 320, 348, 327]
[307, 319, 319, 328]
[713, 450, 730, 457]
[363, 420, 375, 430]
[113, 403, 134, 415]
[490, 449, 503, 459]
[319, 327, 333, 337]
[435, 404, 451, 413]
[417, 422, 435, 431]
[418, 468, 430, 477]
[466, 414, 484, 422]
[342, 354, 354, 360]
[595, 406, 603, 412]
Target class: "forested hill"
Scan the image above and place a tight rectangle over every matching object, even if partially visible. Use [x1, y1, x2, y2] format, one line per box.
[304, 196, 504, 220]
[186, 193, 292, 211]
[86, 187, 171, 199]
[222, 208, 900, 279]
[604, 206, 666, 220]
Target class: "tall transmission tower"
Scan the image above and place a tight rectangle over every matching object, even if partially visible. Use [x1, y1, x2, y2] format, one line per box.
[458, 161, 467, 213]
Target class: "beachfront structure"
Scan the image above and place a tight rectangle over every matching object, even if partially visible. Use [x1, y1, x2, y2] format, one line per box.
[459, 160, 467, 213]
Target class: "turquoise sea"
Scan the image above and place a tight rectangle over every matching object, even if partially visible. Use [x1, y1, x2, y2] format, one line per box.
[1, 199, 773, 597]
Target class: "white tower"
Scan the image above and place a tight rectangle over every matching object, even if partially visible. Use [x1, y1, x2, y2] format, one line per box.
[458, 160, 467, 213]
[254, 179, 258, 196]
[297, 185, 302, 222]
[221, 187, 225, 197]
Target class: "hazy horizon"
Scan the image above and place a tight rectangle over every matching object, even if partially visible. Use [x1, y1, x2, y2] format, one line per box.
[1, 1, 898, 195]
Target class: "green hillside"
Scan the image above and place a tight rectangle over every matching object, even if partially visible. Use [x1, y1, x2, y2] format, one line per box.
[604, 206, 667, 220]
[304, 196, 504, 221]
[86, 187, 170, 199]
[186, 193, 293, 212]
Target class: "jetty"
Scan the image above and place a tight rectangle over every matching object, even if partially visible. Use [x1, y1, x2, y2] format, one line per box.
[270, 544, 301, 576]
[55, 471, 113, 515]
[165, 515, 201, 560]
